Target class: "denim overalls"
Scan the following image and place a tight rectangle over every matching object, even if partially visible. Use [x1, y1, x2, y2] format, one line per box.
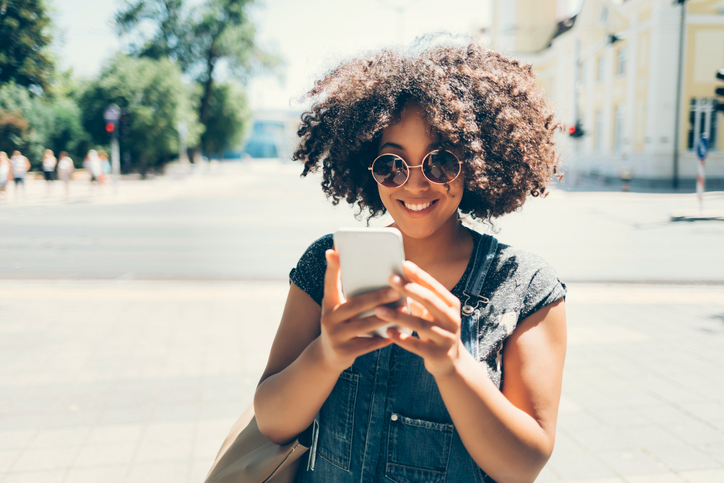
[298, 234, 508, 483]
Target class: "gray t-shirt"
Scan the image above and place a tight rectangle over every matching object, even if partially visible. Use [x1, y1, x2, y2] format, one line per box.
[289, 228, 566, 325]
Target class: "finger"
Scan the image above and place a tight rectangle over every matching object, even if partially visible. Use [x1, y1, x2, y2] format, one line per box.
[322, 249, 344, 311]
[333, 288, 402, 324]
[375, 307, 450, 344]
[345, 335, 393, 355]
[389, 278, 458, 333]
[401, 261, 458, 308]
[386, 328, 428, 357]
[338, 314, 403, 339]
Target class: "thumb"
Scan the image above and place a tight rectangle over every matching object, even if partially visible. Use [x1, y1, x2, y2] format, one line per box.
[322, 249, 345, 311]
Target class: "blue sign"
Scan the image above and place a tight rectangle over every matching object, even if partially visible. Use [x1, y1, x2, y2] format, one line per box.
[696, 136, 709, 159]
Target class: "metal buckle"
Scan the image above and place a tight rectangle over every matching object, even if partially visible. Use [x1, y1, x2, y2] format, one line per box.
[461, 292, 489, 316]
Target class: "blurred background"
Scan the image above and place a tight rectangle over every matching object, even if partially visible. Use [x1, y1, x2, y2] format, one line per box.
[1, 1, 723, 482]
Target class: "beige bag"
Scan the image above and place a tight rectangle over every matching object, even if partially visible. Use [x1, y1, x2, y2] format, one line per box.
[205, 404, 310, 483]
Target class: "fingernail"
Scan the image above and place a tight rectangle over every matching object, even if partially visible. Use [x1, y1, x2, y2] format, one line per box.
[376, 306, 391, 317]
[390, 275, 402, 285]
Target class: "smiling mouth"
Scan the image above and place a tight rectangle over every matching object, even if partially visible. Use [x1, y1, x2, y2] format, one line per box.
[400, 200, 437, 212]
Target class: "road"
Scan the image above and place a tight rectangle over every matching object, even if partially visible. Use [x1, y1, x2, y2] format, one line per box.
[1, 160, 723, 283]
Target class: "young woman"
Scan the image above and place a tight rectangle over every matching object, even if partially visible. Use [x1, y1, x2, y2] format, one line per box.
[254, 43, 567, 483]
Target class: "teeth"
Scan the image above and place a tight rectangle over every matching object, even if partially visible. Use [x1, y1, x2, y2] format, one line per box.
[403, 201, 433, 211]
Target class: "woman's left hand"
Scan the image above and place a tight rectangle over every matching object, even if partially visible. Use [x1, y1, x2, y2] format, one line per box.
[375, 260, 465, 378]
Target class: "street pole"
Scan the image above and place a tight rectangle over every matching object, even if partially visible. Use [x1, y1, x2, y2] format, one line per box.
[672, 0, 687, 190]
[104, 104, 122, 194]
[111, 132, 120, 194]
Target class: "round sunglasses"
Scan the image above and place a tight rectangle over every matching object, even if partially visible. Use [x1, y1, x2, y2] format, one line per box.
[368, 150, 462, 188]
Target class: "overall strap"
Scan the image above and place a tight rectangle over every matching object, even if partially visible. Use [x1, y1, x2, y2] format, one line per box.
[461, 234, 498, 316]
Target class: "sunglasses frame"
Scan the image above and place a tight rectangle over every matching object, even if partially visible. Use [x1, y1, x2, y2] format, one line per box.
[368, 149, 462, 188]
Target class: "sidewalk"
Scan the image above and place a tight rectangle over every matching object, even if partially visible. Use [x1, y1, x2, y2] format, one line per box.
[0, 161, 260, 208]
[0, 280, 722, 483]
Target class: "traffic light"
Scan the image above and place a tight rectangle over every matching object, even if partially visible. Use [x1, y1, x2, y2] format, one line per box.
[715, 69, 724, 114]
[569, 121, 585, 138]
[119, 110, 131, 138]
[105, 122, 116, 134]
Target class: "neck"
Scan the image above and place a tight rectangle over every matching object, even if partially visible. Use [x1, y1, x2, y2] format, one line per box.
[397, 214, 471, 267]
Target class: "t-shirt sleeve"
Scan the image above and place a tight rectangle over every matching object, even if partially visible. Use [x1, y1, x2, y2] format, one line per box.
[289, 234, 334, 306]
[520, 263, 567, 321]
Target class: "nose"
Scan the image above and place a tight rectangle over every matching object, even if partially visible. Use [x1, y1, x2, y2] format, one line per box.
[404, 164, 429, 192]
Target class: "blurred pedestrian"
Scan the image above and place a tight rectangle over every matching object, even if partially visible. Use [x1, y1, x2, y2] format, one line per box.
[42, 149, 57, 194]
[57, 151, 75, 200]
[251, 42, 566, 483]
[98, 150, 110, 185]
[84, 149, 103, 187]
[10, 150, 30, 199]
[0, 151, 10, 201]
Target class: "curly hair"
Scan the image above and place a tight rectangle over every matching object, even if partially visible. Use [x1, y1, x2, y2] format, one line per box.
[293, 41, 563, 222]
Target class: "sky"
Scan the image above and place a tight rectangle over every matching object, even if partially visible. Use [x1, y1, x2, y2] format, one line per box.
[51, 0, 582, 111]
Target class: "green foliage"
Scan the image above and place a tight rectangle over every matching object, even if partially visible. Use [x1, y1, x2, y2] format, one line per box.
[201, 82, 251, 158]
[115, 0, 279, 156]
[47, 98, 91, 161]
[0, 83, 90, 167]
[114, 0, 188, 62]
[78, 54, 201, 174]
[0, 0, 55, 91]
[0, 83, 43, 166]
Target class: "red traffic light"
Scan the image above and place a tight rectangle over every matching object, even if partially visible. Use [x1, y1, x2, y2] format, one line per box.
[105, 122, 115, 133]
[569, 122, 585, 138]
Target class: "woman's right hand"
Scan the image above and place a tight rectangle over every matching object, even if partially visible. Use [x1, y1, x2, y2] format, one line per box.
[319, 249, 397, 372]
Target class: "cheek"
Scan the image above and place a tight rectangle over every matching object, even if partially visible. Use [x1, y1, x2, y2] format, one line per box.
[446, 178, 465, 199]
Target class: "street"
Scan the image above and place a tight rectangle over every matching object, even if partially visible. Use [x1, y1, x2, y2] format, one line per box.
[0, 161, 723, 483]
[1, 161, 724, 283]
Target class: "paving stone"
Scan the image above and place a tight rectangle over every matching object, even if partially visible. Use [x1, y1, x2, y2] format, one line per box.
[9, 447, 77, 472]
[679, 468, 724, 482]
[645, 442, 722, 472]
[64, 466, 127, 483]
[1, 470, 66, 483]
[125, 460, 189, 483]
[546, 449, 618, 481]
[73, 443, 137, 468]
[596, 448, 669, 476]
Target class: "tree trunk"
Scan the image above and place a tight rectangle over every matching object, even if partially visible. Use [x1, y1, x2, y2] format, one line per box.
[196, 56, 216, 159]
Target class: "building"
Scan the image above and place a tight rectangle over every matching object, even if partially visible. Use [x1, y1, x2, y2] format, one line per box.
[489, 0, 724, 189]
[238, 109, 302, 161]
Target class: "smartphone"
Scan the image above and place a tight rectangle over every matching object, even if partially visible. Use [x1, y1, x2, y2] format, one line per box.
[333, 227, 412, 338]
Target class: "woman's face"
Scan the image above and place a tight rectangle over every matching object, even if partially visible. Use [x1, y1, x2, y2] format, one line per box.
[376, 103, 464, 240]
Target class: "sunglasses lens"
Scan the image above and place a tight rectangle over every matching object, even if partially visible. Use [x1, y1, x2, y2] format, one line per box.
[372, 155, 408, 187]
[424, 150, 460, 183]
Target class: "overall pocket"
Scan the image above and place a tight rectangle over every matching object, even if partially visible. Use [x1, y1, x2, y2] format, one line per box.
[385, 413, 454, 483]
[317, 369, 359, 471]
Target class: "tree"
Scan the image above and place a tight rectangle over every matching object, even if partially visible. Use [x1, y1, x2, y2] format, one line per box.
[0, 83, 46, 166]
[114, 0, 187, 62]
[0, 0, 55, 92]
[114, 0, 278, 156]
[0, 81, 91, 167]
[78, 54, 201, 175]
[201, 82, 251, 158]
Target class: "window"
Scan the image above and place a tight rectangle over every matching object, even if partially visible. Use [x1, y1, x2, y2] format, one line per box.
[616, 47, 626, 76]
[595, 110, 604, 151]
[687, 98, 718, 151]
[614, 105, 624, 151]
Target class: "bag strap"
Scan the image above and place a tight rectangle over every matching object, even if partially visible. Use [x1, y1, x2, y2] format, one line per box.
[461, 233, 498, 316]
